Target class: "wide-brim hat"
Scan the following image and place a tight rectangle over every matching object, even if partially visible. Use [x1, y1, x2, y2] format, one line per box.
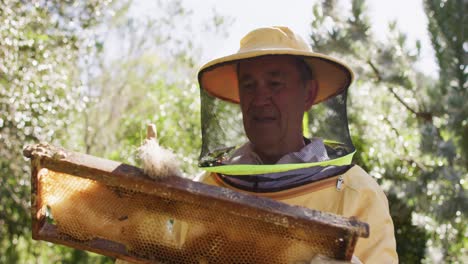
[198, 26, 354, 105]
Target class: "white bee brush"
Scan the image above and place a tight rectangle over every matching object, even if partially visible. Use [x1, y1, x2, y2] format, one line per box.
[138, 124, 182, 179]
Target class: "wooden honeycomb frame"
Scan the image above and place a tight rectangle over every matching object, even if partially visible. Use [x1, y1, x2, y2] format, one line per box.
[24, 143, 369, 263]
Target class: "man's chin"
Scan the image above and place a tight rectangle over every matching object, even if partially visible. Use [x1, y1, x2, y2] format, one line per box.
[250, 118, 278, 126]
[250, 137, 279, 152]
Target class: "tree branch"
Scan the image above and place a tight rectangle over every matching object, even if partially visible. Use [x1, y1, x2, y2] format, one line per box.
[382, 116, 429, 172]
[388, 87, 433, 122]
[367, 59, 433, 122]
[367, 59, 382, 82]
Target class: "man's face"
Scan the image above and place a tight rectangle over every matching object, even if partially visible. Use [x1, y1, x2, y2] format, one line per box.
[238, 55, 316, 161]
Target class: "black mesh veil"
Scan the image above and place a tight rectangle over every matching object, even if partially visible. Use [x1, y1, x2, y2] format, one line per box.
[199, 87, 246, 167]
[198, 61, 355, 169]
[304, 91, 354, 159]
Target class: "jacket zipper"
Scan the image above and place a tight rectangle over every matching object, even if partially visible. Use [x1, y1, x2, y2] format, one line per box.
[336, 175, 344, 191]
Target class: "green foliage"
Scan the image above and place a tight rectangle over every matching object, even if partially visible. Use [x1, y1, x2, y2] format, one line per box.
[77, 0, 231, 176]
[3, 0, 464, 262]
[0, 0, 116, 262]
[1, 0, 230, 262]
[388, 193, 429, 263]
[310, 0, 466, 262]
[425, 0, 467, 168]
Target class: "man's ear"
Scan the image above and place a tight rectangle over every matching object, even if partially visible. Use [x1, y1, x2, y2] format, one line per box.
[304, 80, 318, 110]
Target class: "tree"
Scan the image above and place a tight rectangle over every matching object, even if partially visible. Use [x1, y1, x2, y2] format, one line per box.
[79, 0, 231, 176]
[309, 0, 466, 262]
[1, 0, 124, 262]
[0, 0, 231, 262]
[423, 0, 467, 260]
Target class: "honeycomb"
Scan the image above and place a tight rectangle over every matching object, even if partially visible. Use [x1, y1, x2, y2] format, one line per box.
[34, 167, 360, 263]
[19, 135, 374, 264]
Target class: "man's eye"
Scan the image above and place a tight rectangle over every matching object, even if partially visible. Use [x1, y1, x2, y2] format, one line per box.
[241, 83, 255, 91]
[269, 81, 283, 88]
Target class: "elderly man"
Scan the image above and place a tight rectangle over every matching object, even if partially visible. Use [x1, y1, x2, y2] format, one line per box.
[196, 26, 398, 263]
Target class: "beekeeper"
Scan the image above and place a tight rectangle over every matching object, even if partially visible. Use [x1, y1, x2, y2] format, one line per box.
[196, 26, 398, 263]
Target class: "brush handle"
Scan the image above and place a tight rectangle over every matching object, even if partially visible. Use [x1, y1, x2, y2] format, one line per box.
[146, 124, 157, 140]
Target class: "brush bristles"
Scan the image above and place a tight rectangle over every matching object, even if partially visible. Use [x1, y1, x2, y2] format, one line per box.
[138, 139, 182, 179]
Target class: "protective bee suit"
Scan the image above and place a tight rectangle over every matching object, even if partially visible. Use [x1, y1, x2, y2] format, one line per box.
[196, 26, 398, 263]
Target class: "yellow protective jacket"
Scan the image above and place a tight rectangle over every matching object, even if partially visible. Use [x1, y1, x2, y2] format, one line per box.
[198, 165, 398, 264]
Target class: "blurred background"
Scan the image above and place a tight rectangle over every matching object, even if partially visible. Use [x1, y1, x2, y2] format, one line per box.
[0, 0, 466, 263]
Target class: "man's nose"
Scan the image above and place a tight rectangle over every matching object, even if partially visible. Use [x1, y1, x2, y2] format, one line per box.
[251, 84, 273, 106]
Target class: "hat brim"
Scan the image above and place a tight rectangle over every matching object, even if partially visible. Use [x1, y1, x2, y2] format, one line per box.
[198, 49, 353, 105]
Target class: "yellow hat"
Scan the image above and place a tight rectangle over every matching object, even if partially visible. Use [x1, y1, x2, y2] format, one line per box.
[198, 26, 354, 105]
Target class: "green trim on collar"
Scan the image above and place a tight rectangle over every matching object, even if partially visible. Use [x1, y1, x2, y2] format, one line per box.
[201, 151, 356, 175]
